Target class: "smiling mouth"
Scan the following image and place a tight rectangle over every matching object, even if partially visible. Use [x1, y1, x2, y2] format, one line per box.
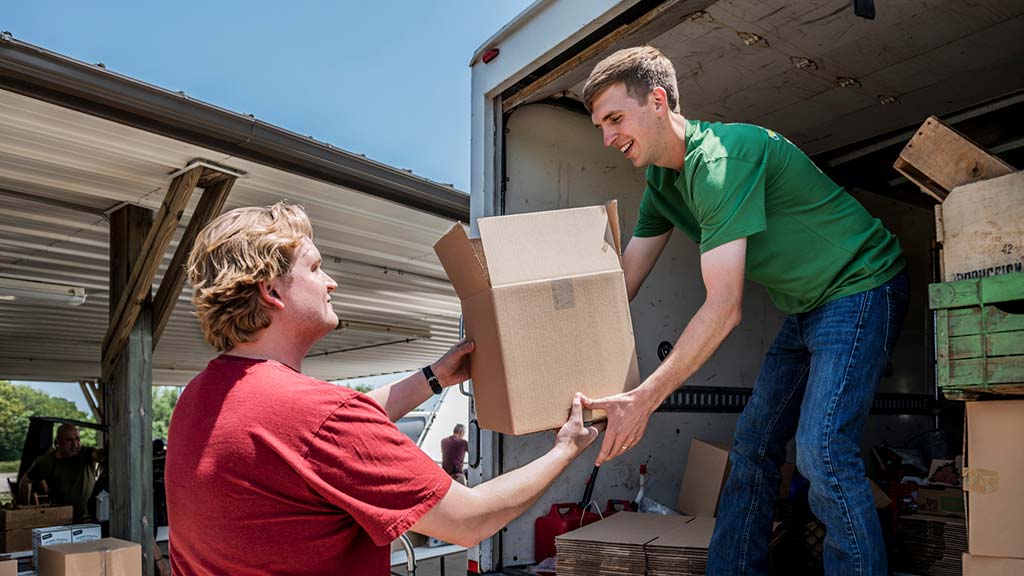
[619, 141, 633, 155]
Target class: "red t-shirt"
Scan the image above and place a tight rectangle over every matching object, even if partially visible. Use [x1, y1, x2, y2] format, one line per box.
[166, 355, 452, 575]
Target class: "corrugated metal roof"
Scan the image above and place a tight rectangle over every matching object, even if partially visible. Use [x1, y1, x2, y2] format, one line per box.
[0, 86, 463, 386]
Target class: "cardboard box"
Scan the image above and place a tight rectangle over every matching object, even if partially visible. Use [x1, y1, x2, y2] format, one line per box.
[963, 553, 1024, 575]
[67, 524, 102, 543]
[37, 538, 141, 576]
[936, 172, 1024, 282]
[0, 559, 16, 576]
[916, 486, 966, 517]
[677, 439, 731, 517]
[0, 506, 73, 531]
[1, 528, 32, 552]
[434, 203, 641, 435]
[32, 525, 72, 567]
[965, 401, 1024, 558]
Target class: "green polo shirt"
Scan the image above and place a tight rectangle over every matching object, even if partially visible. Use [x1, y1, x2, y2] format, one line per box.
[634, 119, 904, 314]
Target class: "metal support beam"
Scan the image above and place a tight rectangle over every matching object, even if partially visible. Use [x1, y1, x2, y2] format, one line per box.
[152, 174, 235, 345]
[106, 204, 154, 576]
[102, 166, 202, 379]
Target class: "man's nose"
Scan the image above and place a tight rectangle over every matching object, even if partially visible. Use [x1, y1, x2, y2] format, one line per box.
[603, 128, 616, 148]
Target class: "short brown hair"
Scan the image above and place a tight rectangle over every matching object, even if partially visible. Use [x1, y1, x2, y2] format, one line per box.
[187, 202, 313, 351]
[582, 46, 679, 114]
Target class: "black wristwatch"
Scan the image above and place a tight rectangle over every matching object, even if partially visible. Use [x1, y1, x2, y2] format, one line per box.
[422, 365, 443, 394]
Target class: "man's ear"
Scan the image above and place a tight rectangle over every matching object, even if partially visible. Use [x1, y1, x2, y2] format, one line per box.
[258, 281, 286, 310]
[651, 87, 669, 113]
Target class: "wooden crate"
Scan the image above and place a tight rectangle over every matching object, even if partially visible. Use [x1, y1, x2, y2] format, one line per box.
[936, 172, 1024, 282]
[894, 116, 1014, 202]
[0, 505, 72, 531]
[930, 273, 1024, 399]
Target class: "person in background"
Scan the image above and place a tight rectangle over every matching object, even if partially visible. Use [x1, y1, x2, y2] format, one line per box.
[19, 422, 101, 523]
[441, 424, 469, 483]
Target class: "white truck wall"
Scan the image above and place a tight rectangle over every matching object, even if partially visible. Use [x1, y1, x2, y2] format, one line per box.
[494, 102, 934, 567]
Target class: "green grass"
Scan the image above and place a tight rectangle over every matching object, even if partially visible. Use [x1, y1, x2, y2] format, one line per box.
[0, 460, 19, 474]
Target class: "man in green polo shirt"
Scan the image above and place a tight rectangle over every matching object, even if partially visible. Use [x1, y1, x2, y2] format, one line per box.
[580, 46, 907, 576]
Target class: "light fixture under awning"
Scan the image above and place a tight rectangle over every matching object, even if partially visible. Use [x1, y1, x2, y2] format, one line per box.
[0, 277, 88, 306]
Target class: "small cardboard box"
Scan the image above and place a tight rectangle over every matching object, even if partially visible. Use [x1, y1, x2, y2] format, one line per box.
[916, 486, 965, 517]
[963, 553, 1024, 575]
[0, 559, 16, 576]
[965, 400, 1024, 558]
[936, 172, 1024, 282]
[0, 505, 73, 531]
[677, 439, 731, 517]
[32, 525, 72, 567]
[67, 524, 101, 543]
[37, 537, 141, 576]
[434, 203, 641, 435]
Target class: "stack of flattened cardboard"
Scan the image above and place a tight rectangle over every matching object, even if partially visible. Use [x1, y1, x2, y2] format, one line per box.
[555, 512, 691, 575]
[896, 515, 967, 576]
[646, 517, 715, 576]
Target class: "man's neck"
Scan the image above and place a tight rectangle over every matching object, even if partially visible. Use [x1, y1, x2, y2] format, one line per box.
[229, 330, 313, 373]
[656, 113, 688, 172]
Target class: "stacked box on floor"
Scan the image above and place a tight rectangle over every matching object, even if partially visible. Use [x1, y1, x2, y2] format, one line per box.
[0, 506, 73, 553]
[930, 273, 1024, 399]
[961, 401, 1024, 575]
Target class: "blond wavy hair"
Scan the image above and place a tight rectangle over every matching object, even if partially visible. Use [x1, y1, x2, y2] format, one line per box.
[187, 202, 313, 351]
[582, 46, 679, 114]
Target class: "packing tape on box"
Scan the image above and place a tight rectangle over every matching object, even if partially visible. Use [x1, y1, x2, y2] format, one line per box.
[962, 467, 998, 494]
[551, 278, 576, 310]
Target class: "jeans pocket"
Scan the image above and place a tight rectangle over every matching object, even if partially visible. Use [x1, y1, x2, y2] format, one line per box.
[883, 284, 909, 355]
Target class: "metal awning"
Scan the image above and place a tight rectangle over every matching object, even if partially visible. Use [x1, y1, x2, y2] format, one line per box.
[0, 36, 464, 386]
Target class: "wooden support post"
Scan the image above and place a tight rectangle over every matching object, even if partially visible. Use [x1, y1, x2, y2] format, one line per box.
[102, 166, 202, 379]
[78, 381, 103, 423]
[152, 175, 236, 346]
[107, 204, 155, 576]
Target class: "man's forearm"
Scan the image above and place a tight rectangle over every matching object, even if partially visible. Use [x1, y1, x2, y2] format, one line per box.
[462, 445, 577, 543]
[639, 297, 740, 407]
[365, 372, 432, 422]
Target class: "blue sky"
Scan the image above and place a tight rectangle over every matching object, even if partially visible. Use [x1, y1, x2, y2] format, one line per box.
[4, 1, 532, 405]
[3, 0, 532, 192]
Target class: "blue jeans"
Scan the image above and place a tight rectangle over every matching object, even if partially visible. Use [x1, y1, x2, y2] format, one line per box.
[706, 271, 909, 576]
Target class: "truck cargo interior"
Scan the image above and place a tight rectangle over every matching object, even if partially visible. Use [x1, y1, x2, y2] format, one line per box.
[467, 0, 1023, 571]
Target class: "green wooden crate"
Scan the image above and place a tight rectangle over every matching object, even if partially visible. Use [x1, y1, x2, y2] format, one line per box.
[929, 272, 1024, 398]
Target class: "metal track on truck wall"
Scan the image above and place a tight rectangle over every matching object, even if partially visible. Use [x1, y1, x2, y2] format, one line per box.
[657, 385, 935, 415]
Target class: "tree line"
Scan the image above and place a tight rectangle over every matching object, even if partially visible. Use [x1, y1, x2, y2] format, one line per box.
[0, 381, 179, 462]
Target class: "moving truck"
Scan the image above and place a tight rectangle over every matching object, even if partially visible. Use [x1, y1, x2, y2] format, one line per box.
[465, 0, 1024, 573]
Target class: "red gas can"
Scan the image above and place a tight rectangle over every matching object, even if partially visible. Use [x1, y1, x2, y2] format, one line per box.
[534, 503, 602, 562]
[603, 499, 637, 516]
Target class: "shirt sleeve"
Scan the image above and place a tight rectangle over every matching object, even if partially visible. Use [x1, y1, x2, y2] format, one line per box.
[692, 156, 767, 254]
[26, 454, 49, 483]
[633, 185, 674, 238]
[300, 394, 453, 546]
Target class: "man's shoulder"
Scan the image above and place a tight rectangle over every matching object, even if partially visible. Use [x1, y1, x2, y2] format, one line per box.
[28, 450, 57, 475]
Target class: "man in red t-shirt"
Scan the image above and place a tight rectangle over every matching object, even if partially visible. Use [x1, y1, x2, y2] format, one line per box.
[441, 424, 469, 482]
[167, 203, 600, 575]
